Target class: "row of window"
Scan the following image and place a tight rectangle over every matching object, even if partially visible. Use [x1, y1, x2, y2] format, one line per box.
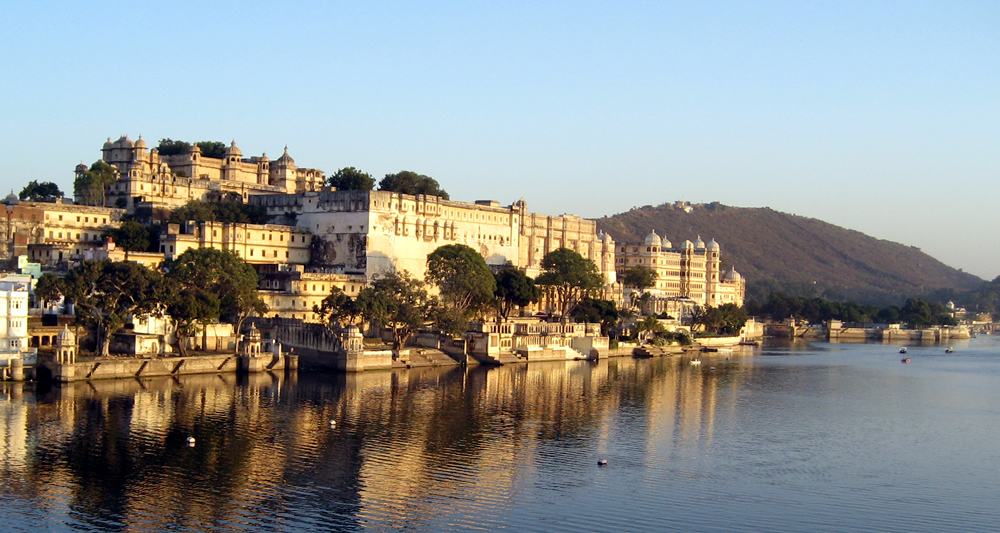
[50, 214, 109, 224]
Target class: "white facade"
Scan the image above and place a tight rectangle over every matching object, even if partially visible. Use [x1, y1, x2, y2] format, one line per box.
[0, 281, 34, 366]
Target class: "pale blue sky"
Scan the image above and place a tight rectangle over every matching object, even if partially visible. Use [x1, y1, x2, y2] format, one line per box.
[1, 1, 997, 278]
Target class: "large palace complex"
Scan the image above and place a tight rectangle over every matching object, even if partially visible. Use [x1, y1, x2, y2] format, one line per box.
[8, 135, 745, 323]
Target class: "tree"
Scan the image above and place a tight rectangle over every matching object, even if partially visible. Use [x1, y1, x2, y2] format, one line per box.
[168, 200, 268, 225]
[571, 297, 619, 337]
[355, 271, 431, 351]
[637, 314, 665, 342]
[19, 181, 64, 202]
[494, 268, 540, 319]
[196, 141, 227, 159]
[165, 248, 267, 344]
[378, 171, 449, 199]
[621, 265, 657, 311]
[103, 220, 152, 260]
[162, 284, 220, 357]
[694, 303, 748, 335]
[535, 248, 604, 317]
[426, 244, 497, 319]
[74, 161, 117, 206]
[34, 273, 63, 308]
[157, 139, 191, 156]
[328, 167, 375, 191]
[313, 286, 361, 334]
[61, 260, 162, 357]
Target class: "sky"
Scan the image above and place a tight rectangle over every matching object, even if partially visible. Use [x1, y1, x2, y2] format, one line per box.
[1, 1, 997, 278]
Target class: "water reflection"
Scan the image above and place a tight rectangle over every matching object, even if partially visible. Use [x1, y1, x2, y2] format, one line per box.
[0, 355, 750, 531]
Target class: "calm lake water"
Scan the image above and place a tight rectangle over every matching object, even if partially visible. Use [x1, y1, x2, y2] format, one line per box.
[3, 336, 1000, 532]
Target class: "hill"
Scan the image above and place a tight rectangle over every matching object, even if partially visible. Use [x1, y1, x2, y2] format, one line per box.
[594, 202, 982, 306]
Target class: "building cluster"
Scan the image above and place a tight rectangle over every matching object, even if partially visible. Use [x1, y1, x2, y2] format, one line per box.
[0, 135, 746, 363]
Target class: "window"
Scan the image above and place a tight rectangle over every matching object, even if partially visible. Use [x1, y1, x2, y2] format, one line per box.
[58, 215, 63, 221]
[76, 216, 80, 222]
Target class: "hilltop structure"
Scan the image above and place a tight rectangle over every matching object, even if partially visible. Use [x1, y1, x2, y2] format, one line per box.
[78, 136, 324, 211]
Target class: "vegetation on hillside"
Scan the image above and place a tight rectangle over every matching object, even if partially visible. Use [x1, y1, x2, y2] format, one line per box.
[595, 202, 982, 306]
[378, 171, 449, 199]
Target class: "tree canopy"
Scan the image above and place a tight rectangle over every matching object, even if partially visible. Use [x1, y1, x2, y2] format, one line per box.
[378, 171, 449, 199]
[494, 268, 540, 319]
[328, 167, 375, 191]
[756, 293, 955, 327]
[74, 161, 116, 206]
[426, 245, 496, 314]
[165, 248, 267, 344]
[313, 286, 361, 334]
[156, 139, 227, 158]
[694, 303, 748, 335]
[103, 220, 157, 258]
[571, 297, 619, 337]
[168, 200, 269, 225]
[59, 260, 162, 357]
[354, 271, 431, 351]
[19, 181, 64, 202]
[535, 248, 604, 317]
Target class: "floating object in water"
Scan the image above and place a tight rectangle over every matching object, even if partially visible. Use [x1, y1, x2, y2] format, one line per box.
[329, 420, 336, 426]
[710, 367, 716, 371]
[598, 459, 608, 466]
[899, 347, 908, 354]
[186, 437, 196, 445]
[689, 359, 701, 365]
[901, 358, 911, 364]
[945, 347, 954, 354]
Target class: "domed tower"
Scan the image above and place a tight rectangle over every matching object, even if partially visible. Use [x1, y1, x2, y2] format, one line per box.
[644, 229, 662, 249]
[55, 325, 76, 365]
[705, 238, 722, 304]
[133, 135, 149, 163]
[222, 141, 242, 182]
[243, 323, 262, 356]
[272, 146, 298, 192]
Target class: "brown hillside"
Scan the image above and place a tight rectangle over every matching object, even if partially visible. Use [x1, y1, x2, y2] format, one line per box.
[594, 202, 982, 305]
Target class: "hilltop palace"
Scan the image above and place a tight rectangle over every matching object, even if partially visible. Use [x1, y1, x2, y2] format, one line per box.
[6, 136, 745, 325]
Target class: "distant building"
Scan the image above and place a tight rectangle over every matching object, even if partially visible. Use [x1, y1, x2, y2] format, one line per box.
[0, 280, 36, 367]
[616, 231, 745, 310]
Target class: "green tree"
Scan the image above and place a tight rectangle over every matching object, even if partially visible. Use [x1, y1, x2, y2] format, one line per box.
[34, 273, 63, 308]
[535, 248, 604, 317]
[355, 271, 431, 351]
[169, 200, 268, 225]
[328, 167, 375, 191]
[157, 138, 191, 156]
[162, 284, 220, 356]
[695, 303, 748, 335]
[637, 314, 665, 342]
[621, 265, 657, 311]
[196, 141, 227, 159]
[571, 297, 619, 337]
[494, 268, 540, 319]
[313, 286, 361, 334]
[102, 220, 151, 260]
[165, 248, 267, 343]
[74, 161, 117, 206]
[426, 244, 497, 318]
[61, 260, 162, 357]
[378, 171, 449, 199]
[19, 181, 64, 202]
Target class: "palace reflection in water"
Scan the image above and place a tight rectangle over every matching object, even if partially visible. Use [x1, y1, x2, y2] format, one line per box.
[0, 354, 750, 532]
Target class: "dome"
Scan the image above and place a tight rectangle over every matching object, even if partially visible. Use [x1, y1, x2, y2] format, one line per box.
[661, 237, 672, 248]
[225, 140, 242, 158]
[57, 325, 75, 345]
[116, 135, 134, 148]
[694, 235, 705, 249]
[103, 137, 114, 150]
[134, 135, 147, 149]
[75, 162, 89, 173]
[644, 230, 662, 247]
[277, 146, 295, 165]
[4, 191, 19, 206]
[723, 267, 742, 282]
[706, 239, 720, 251]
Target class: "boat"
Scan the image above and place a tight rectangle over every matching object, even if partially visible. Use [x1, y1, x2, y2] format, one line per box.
[899, 347, 908, 354]
[901, 358, 911, 364]
[689, 359, 702, 365]
[945, 347, 954, 354]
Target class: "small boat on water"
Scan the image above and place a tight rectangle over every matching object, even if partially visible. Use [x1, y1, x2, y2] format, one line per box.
[899, 347, 908, 354]
[689, 359, 702, 365]
[945, 347, 954, 354]
[901, 358, 911, 364]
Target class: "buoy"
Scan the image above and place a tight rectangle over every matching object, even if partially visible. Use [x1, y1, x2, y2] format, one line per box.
[710, 366, 716, 371]
[186, 436, 196, 445]
[329, 419, 336, 426]
[597, 459, 608, 466]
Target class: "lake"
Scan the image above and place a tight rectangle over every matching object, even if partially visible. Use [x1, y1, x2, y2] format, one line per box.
[2, 336, 1000, 532]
